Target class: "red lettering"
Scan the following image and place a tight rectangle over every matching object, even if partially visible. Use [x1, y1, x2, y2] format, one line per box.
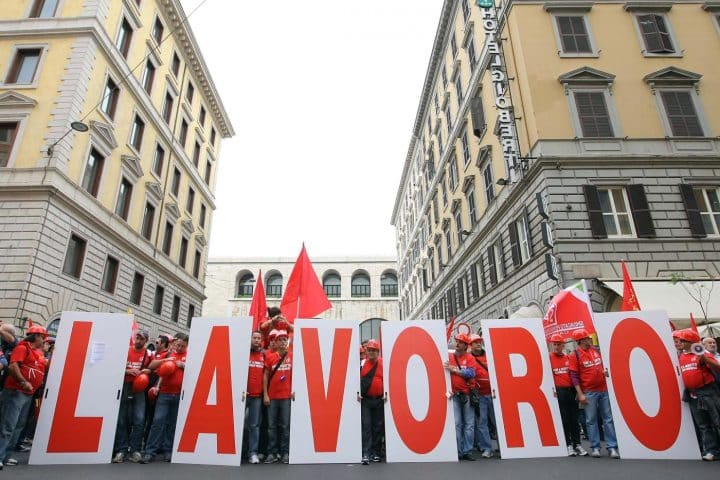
[609, 318, 681, 451]
[178, 326, 236, 454]
[489, 327, 559, 448]
[302, 327, 353, 452]
[47, 321, 103, 452]
[389, 327, 446, 454]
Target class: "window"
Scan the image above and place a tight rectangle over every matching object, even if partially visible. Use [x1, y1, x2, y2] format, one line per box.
[199, 204, 207, 229]
[573, 91, 613, 137]
[584, 184, 654, 238]
[115, 177, 133, 220]
[171, 52, 181, 77]
[470, 97, 486, 138]
[129, 115, 145, 151]
[437, 128, 444, 154]
[237, 273, 254, 297]
[466, 185, 477, 225]
[179, 119, 188, 146]
[210, 128, 217, 146]
[141, 60, 155, 94]
[637, 14, 675, 54]
[187, 304, 195, 327]
[267, 274, 283, 297]
[445, 105, 452, 136]
[691, 187, 720, 236]
[556, 16, 592, 54]
[179, 237, 188, 268]
[360, 319, 385, 342]
[659, 91, 704, 137]
[100, 77, 119, 120]
[432, 194, 439, 224]
[444, 224, 452, 259]
[596, 187, 634, 237]
[441, 65, 448, 89]
[323, 273, 341, 297]
[454, 208, 463, 244]
[152, 17, 164, 44]
[193, 250, 201, 278]
[192, 142, 201, 167]
[204, 160, 212, 185]
[81, 149, 105, 197]
[130, 272, 144, 305]
[0, 122, 19, 168]
[509, 213, 532, 267]
[433, 93, 439, 114]
[199, 106, 206, 127]
[152, 144, 165, 177]
[461, 0, 470, 23]
[448, 154, 458, 191]
[162, 221, 173, 255]
[483, 165, 495, 204]
[467, 32, 477, 68]
[460, 127, 471, 166]
[186, 187, 195, 213]
[5, 48, 41, 84]
[162, 92, 174, 124]
[62, 234, 86, 278]
[487, 238, 504, 286]
[141, 202, 155, 240]
[153, 285, 164, 315]
[440, 173, 447, 205]
[100, 256, 119, 294]
[450, 32, 458, 58]
[171, 167, 181, 197]
[171, 295, 181, 322]
[381, 272, 398, 297]
[29, 0, 59, 17]
[186, 82, 195, 104]
[455, 74, 464, 103]
[351, 273, 371, 297]
[116, 18, 133, 58]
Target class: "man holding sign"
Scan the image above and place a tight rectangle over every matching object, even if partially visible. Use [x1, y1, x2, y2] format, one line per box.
[445, 334, 477, 461]
[263, 330, 293, 464]
[359, 339, 384, 465]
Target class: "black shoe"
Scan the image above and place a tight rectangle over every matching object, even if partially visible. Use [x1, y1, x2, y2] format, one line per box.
[362, 455, 370, 465]
[462, 453, 476, 461]
[140, 454, 153, 464]
[371, 454, 381, 463]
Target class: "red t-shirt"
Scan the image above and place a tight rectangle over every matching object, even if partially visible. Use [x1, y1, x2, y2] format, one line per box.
[159, 351, 187, 394]
[449, 352, 476, 394]
[247, 349, 265, 397]
[550, 352, 572, 388]
[471, 353, 491, 395]
[155, 349, 170, 360]
[361, 357, 383, 398]
[5, 341, 47, 395]
[264, 351, 292, 400]
[680, 352, 716, 390]
[124, 347, 150, 383]
[569, 347, 607, 392]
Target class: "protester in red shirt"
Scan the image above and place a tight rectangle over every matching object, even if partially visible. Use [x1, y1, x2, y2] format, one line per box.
[141, 333, 188, 464]
[112, 330, 152, 464]
[676, 329, 720, 461]
[468, 334, 494, 458]
[549, 334, 587, 457]
[260, 307, 294, 348]
[445, 333, 477, 461]
[263, 330, 292, 464]
[569, 329, 618, 459]
[358, 339, 383, 465]
[0, 325, 47, 468]
[246, 331, 265, 464]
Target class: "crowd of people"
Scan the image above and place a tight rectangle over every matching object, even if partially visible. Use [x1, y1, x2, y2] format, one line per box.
[0, 313, 718, 468]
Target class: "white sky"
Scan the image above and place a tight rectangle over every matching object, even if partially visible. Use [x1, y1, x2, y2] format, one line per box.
[180, 0, 442, 259]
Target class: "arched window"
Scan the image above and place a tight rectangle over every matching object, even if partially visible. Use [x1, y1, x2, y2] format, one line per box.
[381, 271, 398, 297]
[351, 272, 371, 297]
[323, 272, 341, 298]
[236, 273, 254, 297]
[266, 273, 283, 298]
[360, 318, 386, 342]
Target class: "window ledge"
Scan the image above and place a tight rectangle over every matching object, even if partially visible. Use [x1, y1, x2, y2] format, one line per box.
[0, 83, 38, 90]
[559, 52, 600, 58]
[642, 51, 683, 58]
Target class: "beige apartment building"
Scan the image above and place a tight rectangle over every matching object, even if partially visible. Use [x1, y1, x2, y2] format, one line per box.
[0, 0, 234, 337]
[392, 0, 720, 331]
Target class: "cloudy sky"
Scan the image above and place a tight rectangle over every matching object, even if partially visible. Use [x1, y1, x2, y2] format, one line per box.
[180, 0, 442, 259]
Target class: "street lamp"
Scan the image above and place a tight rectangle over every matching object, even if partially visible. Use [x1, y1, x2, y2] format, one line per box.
[46, 121, 89, 156]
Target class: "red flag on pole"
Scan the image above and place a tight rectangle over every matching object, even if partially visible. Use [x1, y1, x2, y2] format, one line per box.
[690, 312, 699, 334]
[446, 316, 456, 342]
[248, 270, 267, 332]
[280, 244, 332, 324]
[620, 260, 641, 311]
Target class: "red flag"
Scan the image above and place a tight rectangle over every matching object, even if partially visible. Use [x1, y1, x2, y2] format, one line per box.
[248, 270, 267, 332]
[542, 280, 596, 339]
[280, 245, 332, 324]
[669, 320, 677, 331]
[130, 319, 138, 346]
[620, 260, 641, 311]
[446, 316, 456, 342]
[690, 313, 699, 334]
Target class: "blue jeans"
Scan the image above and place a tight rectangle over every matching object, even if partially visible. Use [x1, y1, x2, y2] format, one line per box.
[114, 382, 147, 454]
[361, 397, 385, 457]
[0, 389, 33, 462]
[585, 391, 617, 449]
[453, 393, 475, 456]
[267, 399, 291, 456]
[245, 396, 263, 456]
[144, 393, 179, 456]
[474, 394, 493, 453]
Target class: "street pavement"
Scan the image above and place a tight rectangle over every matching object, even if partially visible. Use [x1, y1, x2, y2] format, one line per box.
[5, 450, 719, 480]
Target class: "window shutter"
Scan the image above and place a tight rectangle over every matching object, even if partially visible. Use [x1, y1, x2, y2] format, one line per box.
[638, 14, 664, 53]
[583, 185, 607, 238]
[478, 257, 486, 293]
[626, 184, 655, 238]
[469, 267, 479, 300]
[661, 91, 703, 137]
[487, 247, 497, 286]
[497, 237, 506, 277]
[679, 184, 706, 238]
[457, 278, 465, 310]
[525, 207, 534, 256]
[574, 92, 613, 138]
[508, 221, 521, 267]
[470, 97, 486, 138]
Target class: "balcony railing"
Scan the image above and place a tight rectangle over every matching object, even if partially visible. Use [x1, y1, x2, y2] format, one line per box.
[351, 284, 371, 297]
[381, 284, 398, 297]
[324, 284, 341, 297]
[267, 285, 282, 298]
[236, 285, 253, 298]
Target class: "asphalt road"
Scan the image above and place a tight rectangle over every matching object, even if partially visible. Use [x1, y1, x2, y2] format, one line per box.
[4, 451, 719, 480]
